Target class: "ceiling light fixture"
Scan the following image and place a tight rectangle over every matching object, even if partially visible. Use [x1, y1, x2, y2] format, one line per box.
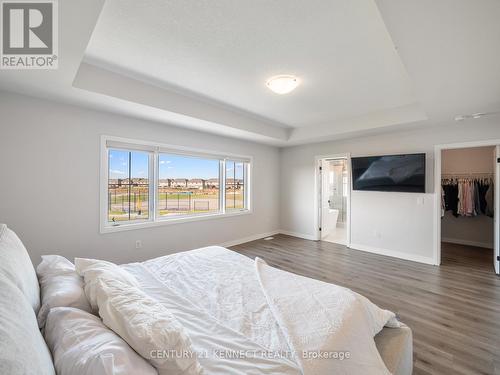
[266, 75, 299, 95]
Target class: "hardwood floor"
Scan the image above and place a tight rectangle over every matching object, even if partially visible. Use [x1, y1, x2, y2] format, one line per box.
[230, 235, 500, 375]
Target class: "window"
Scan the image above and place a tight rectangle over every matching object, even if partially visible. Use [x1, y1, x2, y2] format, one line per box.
[108, 149, 151, 223]
[225, 160, 247, 210]
[158, 154, 220, 217]
[101, 137, 251, 232]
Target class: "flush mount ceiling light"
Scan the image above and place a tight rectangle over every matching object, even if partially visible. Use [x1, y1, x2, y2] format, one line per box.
[266, 75, 299, 94]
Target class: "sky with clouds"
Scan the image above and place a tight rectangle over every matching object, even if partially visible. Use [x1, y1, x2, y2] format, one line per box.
[109, 150, 244, 180]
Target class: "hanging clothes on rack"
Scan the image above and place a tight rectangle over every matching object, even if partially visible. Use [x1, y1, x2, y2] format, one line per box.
[478, 182, 489, 214]
[442, 183, 459, 216]
[460, 180, 475, 216]
[441, 174, 494, 218]
[441, 187, 445, 218]
[485, 183, 494, 217]
[474, 180, 481, 214]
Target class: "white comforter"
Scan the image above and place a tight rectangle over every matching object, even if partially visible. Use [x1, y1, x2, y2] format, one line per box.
[255, 257, 398, 374]
[124, 246, 398, 374]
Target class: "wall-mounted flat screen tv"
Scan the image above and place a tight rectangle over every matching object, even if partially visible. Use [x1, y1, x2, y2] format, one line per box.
[351, 153, 426, 193]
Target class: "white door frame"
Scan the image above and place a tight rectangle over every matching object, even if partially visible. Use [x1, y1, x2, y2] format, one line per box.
[496, 146, 500, 274]
[314, 153, 351, 246]
[434, 139, 500, 268]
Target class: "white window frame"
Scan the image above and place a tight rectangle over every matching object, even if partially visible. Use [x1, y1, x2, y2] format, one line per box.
[224, 159, 251, 212]
[100, 135, 252, 234]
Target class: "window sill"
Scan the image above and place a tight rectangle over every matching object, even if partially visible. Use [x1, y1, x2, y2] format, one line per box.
[100, 209, 252, 234]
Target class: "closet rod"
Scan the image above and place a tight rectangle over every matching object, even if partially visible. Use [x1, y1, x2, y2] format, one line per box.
[442, 172, 493, 177]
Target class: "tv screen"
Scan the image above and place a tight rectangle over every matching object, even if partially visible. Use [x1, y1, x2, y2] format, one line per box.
[351, 153, 425, 193]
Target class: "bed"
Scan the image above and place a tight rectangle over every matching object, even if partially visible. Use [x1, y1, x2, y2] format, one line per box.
[0, 224, 412, 374]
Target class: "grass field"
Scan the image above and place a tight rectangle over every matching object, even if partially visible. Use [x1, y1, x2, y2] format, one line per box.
[108, 187, 243, 222]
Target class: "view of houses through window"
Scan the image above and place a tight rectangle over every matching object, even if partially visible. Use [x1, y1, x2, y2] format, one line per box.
[108, 150, 150, 222]
[226, 160, 245, 210]
[106, 144, 249, 226]
[158, 154, 220, 217]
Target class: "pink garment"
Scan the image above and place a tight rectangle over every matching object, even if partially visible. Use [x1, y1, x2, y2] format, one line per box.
[464, 181, 476, 216]
[457, 180, 476, 217]
[457, 182, 464, 216]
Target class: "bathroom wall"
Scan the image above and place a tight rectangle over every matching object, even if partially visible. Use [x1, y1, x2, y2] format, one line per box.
[327, 160, 347, 223]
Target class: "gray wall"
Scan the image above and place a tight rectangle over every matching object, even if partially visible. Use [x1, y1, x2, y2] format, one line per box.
[280, 119, 500, 263]
[0, 91, 280, 265]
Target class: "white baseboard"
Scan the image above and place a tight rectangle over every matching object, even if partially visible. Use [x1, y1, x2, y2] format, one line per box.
[441, 237, 493, 249]
[349, 243, 436, 265]
[219, 230, 281, 248]
[278, 229, 318, 241]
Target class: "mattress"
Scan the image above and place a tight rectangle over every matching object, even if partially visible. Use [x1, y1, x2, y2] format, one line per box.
[124, 246, 412, 375]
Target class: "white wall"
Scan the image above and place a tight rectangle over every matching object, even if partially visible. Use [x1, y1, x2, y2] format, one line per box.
[280, 119, 500, 264]
[0, 91, 280, 265]
[441, 147, 495, 249]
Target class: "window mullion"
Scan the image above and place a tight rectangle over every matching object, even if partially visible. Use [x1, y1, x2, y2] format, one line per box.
[128, 151, 132, 221]
[243, 162, 247, 210]
[151, 152, 157, 223]
[247, 163, 251, 210]
[221, 159, 226, 214]
[106, 148, 110, 224]
[248, 162, 251, 210]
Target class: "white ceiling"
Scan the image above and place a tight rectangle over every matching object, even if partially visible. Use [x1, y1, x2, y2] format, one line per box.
[85, 0, 419, 129]
[376, 0, 500, 121]
[0, 0, 499, 146]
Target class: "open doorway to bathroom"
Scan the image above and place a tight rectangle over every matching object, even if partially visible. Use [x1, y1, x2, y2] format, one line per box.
[318, 157, 350, 246]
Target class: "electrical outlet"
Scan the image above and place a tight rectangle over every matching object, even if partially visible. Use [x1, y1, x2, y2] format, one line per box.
[135, 240, 142, 249]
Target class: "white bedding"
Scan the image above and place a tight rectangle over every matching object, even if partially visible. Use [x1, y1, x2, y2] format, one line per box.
[125, 263, 301, 375]
[139, 246, 290, 352]
[94, 278, 203, 375]
[255, 257, 397, 374]
[122, 246, 399, 374]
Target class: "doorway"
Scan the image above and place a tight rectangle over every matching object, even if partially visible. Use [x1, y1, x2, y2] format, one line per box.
[435, 141, 500, 274]
[318, 156, 350, 246]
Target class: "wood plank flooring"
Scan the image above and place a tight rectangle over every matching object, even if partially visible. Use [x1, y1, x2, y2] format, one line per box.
[230, 235, 500, 375]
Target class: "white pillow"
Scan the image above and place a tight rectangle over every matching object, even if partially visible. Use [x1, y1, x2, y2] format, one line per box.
[36, 255, 92, 329]
[74, 257, 140, 312]
[0, 274, 55, 375]
[95, 278, 203, 375]
[44, 307, 157, 375]
[0, 224, 40, 312]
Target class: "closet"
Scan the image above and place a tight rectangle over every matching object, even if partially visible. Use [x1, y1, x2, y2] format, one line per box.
[440, 146, 496, 270]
